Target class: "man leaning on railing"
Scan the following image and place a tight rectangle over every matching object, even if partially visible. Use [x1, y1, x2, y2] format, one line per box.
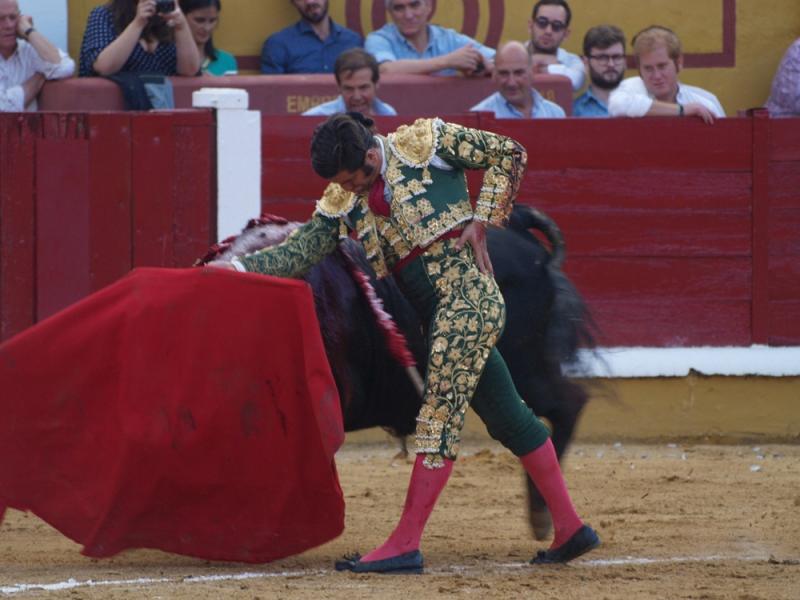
[0, 0, 74, 112]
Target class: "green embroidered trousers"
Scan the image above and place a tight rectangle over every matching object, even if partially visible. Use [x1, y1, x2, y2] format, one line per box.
[395, 239, 551, 469]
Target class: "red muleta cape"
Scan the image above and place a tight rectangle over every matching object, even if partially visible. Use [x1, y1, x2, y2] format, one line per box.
[0, 267, 344, 563]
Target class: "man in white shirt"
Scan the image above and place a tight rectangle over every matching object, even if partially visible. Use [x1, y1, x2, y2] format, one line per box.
[470, 41, 565, 119]
[526, 0, 584, 91]
[0, 0, 74, 112]
[609, 25, 724, 123]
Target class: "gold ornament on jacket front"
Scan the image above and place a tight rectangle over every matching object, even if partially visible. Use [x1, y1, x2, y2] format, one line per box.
[387, 118, 442, 168]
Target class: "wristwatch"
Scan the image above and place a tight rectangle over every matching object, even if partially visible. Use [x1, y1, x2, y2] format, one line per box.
[23, 27, 35, 39]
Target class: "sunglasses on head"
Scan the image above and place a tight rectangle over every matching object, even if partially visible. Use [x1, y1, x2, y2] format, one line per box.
[534, 16, 567, 33]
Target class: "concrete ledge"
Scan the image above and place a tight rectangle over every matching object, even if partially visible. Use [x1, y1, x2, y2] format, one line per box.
[575, 346, 800, 378]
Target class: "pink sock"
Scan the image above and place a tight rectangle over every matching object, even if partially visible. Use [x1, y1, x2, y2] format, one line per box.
[519, 439, 583, 548]
[362, 454, 453, 562]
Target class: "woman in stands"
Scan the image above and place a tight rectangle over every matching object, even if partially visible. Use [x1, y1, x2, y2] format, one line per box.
[79, 0, 200, 77]
[180, 0, 237, 76]
[767, 36, 800, 117]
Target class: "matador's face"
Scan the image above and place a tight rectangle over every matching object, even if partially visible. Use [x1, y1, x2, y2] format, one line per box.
[330, 147, 382, 195]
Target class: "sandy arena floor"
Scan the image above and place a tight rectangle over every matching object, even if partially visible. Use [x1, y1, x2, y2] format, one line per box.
[1, 440, 799, 599]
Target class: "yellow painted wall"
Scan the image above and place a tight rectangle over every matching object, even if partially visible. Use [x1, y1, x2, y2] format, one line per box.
[346, 376, 800, 445]
[67, 1, 799, 113]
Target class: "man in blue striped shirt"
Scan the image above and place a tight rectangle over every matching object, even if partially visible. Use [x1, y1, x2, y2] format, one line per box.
[365, 0, 494, 77]
[471, 42, 565, 119]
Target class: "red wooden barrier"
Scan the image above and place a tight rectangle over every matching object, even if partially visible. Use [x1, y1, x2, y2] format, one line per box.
[261, 114, 800, 347]
[0, 111, 215, 342]
[2, 112, 798, 347]
[767, 118, 800, 344]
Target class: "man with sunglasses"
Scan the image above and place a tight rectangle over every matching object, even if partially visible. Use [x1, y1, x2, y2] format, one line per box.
[573, 25, 627, 118]
[609, 26, 724, 123]
[527, 0, 584, 91]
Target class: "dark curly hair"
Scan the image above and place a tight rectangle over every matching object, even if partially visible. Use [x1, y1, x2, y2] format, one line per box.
[310, 113, 377, 179]
[532, 0, 572, 26]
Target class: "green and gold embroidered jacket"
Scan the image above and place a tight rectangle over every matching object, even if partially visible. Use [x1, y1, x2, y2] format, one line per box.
[238, 118, 527, 279]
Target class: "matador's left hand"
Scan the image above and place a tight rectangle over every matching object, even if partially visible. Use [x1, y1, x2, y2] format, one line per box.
[456, 221, 493, 276]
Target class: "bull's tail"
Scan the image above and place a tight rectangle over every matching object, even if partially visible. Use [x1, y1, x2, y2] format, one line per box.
[508, 205, 566, 270]
[510, 205, 595, 366]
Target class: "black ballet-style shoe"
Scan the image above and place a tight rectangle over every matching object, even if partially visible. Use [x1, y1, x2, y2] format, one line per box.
[530, 524, 600, 564]
[334, 550, 424, 574]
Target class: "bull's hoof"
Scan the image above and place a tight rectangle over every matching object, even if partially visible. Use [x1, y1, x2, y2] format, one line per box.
[530, 525, 600, 565]
[530, 507, 552, 540]
[335, 550, 424, 574]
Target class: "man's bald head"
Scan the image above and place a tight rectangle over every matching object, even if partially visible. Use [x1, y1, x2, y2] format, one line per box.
[492, 41, 536, 111]
[494, 41, 532, 69]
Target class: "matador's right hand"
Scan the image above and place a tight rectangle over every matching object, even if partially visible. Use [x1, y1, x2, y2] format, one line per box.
[206, 261, 236, 271]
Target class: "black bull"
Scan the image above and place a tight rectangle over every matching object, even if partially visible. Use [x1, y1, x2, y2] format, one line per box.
[203, 205, 593, 540]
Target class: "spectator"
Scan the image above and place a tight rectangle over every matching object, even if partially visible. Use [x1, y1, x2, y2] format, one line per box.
[79, 0, 201, 77]
[303, 48, 396, 116]
[261, 0, 361, 74]
[609, 26, 724, 123]
[180, 0, 236, 76]
[365, 0, 494, 77]
[766, 37, 800, 117]
[527, 0, 584, 91]
[573, 24, 626, 117]
[0, 0, 74, 111]
[470, 41, 564, 118]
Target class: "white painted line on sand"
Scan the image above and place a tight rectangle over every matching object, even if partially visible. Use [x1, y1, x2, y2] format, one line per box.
[440, 553, 768, 574]
[580, 554, 767, 567]
[0, 570, 325, 595]
[0, 555, 774, 595]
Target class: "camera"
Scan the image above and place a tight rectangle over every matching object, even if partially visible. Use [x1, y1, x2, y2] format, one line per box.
[155, 0, 175, 13]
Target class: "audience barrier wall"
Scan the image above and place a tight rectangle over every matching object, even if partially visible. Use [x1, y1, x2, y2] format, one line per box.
[37, 74, 574, 115]
[1, 111, 798, 347]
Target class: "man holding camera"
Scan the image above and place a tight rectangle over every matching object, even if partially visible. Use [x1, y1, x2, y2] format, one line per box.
[0, 0, 74, 111]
